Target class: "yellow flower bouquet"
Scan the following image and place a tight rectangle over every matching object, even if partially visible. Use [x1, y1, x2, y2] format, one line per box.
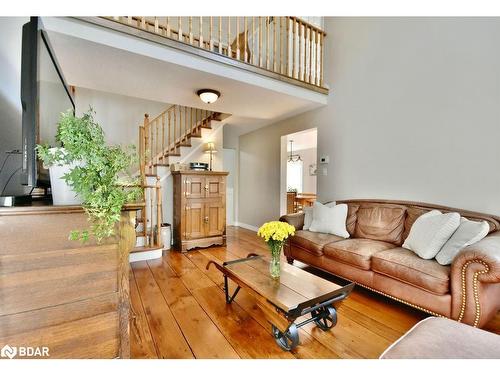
[257, 221, 295, 278]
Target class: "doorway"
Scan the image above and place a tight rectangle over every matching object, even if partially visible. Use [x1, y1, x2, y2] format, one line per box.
[280, 128, 317, 216]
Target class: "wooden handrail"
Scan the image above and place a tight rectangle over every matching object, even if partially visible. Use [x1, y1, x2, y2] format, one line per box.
[106, 16, 327, 89]
[139, 103, 218, 176]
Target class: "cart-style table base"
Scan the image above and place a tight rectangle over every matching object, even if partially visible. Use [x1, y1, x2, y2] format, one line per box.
[207, 253, 354, 351]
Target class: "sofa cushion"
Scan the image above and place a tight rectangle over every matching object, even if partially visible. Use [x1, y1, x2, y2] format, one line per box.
[323, 239, 396, 270]
[371, 247, 451, 295]
[291, 230, 344, 256]
[354, 204, 407, 245]
[346, 204, 360, 236]
[403, 207, 430, 241]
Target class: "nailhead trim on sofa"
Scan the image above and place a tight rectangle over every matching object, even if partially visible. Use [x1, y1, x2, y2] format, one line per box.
[457, 260, 490, 327]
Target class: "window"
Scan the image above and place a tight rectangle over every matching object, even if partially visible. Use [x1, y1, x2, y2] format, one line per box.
[286, 160, 303, 193]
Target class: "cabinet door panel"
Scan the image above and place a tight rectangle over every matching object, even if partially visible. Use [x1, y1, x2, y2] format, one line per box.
[205, 176, 225, 198]
[185, 202, 205, 239]
[205, 202, 225, 237]
[185, 176, 205, 199]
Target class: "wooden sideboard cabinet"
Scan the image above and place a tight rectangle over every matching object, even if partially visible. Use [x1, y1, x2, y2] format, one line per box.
[0, 203, 140, 359]
[172, 170, 228, 252]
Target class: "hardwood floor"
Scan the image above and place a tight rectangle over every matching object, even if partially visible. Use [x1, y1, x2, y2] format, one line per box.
[130, 226, 500, 359]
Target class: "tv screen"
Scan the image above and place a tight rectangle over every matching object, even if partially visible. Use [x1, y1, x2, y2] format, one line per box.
[20, 17, 75, 188]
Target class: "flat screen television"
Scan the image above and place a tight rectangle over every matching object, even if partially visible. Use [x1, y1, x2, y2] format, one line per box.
[20, 17, 75, 189]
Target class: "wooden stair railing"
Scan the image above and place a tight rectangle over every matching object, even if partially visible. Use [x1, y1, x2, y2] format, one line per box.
[106, 16, 327, 89]
[119, 179, 163, 251]
[135, 177, 163, 250]
[139, 104, 218, 176]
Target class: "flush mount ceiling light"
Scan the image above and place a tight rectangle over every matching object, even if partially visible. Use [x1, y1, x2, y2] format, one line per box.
[197, 89, 220, 104]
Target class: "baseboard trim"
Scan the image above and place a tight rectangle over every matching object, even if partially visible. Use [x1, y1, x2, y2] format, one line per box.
[234, 222, 259, 232]
[129, 249, 163, 263]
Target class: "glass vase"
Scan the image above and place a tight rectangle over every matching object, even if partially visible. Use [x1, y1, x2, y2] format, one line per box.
[269, 242, 283, 279]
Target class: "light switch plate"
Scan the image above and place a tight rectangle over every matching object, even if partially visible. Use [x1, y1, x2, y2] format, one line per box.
[322, 167, 328, 176]
[320, 155, 330, 164]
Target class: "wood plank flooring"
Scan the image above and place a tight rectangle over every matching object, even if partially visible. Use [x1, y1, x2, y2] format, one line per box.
[130, 226, 500, 359]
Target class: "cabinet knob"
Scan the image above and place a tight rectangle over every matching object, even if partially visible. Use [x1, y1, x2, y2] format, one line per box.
[205, 185, 209, 191]
[204, 216, 209, 224]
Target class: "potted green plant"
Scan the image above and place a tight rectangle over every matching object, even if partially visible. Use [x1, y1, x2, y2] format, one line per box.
[37, 109, 141, 242]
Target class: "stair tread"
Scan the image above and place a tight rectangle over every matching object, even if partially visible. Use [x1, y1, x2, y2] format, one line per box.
[131, 245, 164, 253]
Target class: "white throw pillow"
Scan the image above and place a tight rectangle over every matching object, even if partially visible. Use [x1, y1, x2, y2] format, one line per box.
[308, 202, 349, 238]
[435, 218, 489, 265]
[403, 210, 461, 259]
[303, 206, 313, 230]
[303, 201, 335, 230]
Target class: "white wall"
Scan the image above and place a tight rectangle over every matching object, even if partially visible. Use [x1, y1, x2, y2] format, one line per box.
[238, 17, 500, 228]
[75, 87, 168, 148]
[0, 17, 29, 196]
[298, 147, 317, 194]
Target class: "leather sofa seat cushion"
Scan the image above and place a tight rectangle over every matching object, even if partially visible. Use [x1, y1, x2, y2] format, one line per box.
[324, 239, 396, 270]
[291, 230, 344, 256]
[354, 204, 407, 245]
[371, 247, 451, 295]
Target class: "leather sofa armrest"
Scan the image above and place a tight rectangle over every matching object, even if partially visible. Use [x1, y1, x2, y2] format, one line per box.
[450, 231, 500, 327]
[279, 212, 305, 230]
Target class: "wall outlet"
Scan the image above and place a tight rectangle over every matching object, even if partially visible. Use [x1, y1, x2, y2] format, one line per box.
[320, 155, 329, 164]
[322, 167, 328, 176]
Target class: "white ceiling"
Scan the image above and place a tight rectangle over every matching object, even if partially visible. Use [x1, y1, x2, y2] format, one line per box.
[43, 17, 328, 135]
[286, 128, 317, 151]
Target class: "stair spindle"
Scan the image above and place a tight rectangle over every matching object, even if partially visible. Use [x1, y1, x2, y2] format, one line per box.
[199, 16, 203, 47]
[244, 16, 248, 63]
[156, 176, 162, 247]
[218, 16, 222, 53]
[189, 17, 193, 44]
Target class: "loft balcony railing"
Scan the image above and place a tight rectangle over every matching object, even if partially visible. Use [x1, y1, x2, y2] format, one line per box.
[105, 16, 327, 91]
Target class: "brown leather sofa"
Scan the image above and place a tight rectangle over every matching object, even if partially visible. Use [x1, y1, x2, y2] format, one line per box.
[280, 199, 500, 328]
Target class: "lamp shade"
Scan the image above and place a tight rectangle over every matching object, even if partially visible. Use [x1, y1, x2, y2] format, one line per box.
[197, 89, 220, 104]
[204, 142, 217, 153]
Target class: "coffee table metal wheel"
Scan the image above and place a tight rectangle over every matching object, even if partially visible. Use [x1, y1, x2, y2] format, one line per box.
[311, 305, 337, 331]
[272, 323, 299, 351]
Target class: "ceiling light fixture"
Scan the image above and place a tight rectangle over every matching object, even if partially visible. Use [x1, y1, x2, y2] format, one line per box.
[197, 89, 220, 104]
[288, 140, 302, 163]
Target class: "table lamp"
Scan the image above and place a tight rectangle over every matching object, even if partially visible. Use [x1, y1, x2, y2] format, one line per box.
[204, 142, 217, 171]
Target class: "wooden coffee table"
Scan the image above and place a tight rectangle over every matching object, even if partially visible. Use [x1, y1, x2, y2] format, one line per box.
[207, 253, 354, 351]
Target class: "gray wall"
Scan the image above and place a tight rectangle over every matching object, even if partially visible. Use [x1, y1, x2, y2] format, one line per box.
[238, 17, 500, 228]
[0, 17, 29, 196]
[75, 87, 167, 148]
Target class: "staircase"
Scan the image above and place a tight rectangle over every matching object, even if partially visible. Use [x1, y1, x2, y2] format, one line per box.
[130, 104, 229, 262]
